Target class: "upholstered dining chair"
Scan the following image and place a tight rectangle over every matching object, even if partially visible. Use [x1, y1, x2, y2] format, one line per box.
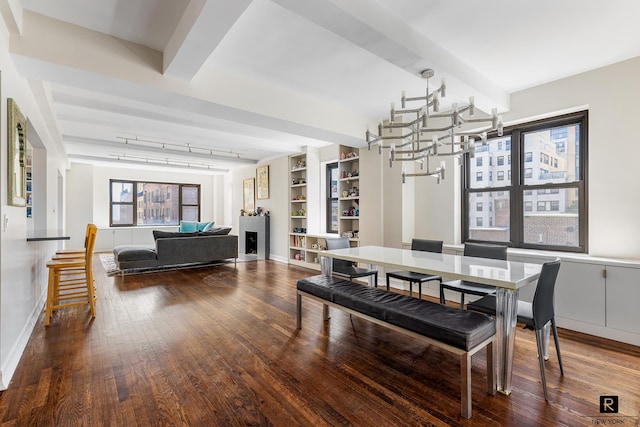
[466, 259, 563, 400]
[386, 239, 443, 299]
[325, 237, 378, 286]
[439, 242, 508, 308]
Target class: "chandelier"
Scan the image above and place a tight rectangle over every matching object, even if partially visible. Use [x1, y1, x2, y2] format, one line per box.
[366, 69, 504, 183]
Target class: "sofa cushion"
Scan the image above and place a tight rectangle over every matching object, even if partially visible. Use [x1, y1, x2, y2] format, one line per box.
[113, 245, 157, 262]
[153, 230, 198, 240]
[198, 226, 232, 236]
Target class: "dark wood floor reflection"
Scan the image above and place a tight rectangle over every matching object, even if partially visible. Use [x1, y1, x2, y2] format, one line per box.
[1, 258, 639, 426]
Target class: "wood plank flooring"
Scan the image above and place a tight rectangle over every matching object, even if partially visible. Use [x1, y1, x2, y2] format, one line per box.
[0, 259, 639, 426]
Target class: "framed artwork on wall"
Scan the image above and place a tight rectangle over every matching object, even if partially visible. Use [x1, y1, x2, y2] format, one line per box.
[8, 98, 27, 207]
[243, 178, 255, 214]
[256, 165, 269, 200]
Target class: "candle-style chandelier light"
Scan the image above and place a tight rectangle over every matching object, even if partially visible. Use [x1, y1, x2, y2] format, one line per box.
[366, 69, 504, 183]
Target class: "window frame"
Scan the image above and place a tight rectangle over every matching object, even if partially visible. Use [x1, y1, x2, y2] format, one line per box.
[109, 179, 201, 227]
[326, 162, 339, 234]
[462, 111, 588, 253]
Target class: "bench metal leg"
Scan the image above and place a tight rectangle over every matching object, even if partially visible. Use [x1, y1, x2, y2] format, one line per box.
[322, 304, 330, 321]
[461, 352, 472, 419]
[296, 293, 302, 329]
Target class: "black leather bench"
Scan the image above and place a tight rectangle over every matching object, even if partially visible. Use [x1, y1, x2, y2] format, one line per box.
[296, 275, 496, 419]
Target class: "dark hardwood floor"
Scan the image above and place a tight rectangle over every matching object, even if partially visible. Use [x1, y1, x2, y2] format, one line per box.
[1, 258, 639, 426]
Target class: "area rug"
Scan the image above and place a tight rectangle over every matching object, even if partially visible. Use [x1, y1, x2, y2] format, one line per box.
[99, 253, 120, 276]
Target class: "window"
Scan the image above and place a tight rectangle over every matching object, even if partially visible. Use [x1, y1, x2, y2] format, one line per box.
[326, 162, 339, 233]
[476, 157, 483, 167]
[463, 111, 588, 252]
[497, 156, 504, 166]
[110, 180, 200, 226]
[540, 153, 550, 164]
[476, 217, 483, 227]
[476, 171, 483, 182]
[477, 202, 483, 212]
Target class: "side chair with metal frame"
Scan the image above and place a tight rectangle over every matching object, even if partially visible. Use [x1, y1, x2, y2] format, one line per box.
[325, 237, 378, 286]
[439, 242, 508, 308]
[467, 259, 563, 400]
[386, 239, 443, 299]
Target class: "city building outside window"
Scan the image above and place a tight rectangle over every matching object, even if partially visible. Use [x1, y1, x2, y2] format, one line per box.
[463, 111, 588, 252]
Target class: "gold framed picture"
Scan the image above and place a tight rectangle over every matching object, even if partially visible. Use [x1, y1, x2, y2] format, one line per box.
[243, 178, 255, 213]
[8, 98, 27, 207]
[256, 165, 269, 200]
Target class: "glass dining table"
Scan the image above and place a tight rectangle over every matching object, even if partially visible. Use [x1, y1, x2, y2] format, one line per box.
[319, 245, 543, 395]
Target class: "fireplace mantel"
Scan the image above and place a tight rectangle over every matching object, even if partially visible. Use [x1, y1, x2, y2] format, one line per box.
[238, 216, 270, 260]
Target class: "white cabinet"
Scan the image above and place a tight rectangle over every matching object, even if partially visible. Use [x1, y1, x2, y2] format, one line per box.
[605, 266, 640, 334]
[555, 261, 606, 326]
[555, 260, 640, 341]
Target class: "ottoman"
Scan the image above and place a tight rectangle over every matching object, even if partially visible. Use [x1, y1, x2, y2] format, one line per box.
[113, 245, 158, 270]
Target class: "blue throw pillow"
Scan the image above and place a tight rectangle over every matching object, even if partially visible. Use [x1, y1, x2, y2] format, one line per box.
[179, 221, 198, 232]
[197, 221, 214, 231]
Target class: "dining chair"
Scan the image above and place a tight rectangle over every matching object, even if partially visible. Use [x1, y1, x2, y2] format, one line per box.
[44, 224, 98, 326]
[466, 259, 563, 400]
[325, 237, 378, 286]
[439, 242, 507, 308]
[386, 239, 443, 299]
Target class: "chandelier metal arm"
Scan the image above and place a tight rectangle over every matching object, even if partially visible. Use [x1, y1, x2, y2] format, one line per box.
[367, 69, 503, 183]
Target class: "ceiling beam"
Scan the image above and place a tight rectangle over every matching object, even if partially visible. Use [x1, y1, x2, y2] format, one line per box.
[272, 0, 509, 112]
[163, 0, 254, 80]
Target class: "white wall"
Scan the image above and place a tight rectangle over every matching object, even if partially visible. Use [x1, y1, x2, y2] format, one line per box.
[65, 163, 226, 250]
[231, 157, 289, 263]
[397, 57, 640, 260]
[505, 56, 640, 259]
[0, 22, 67, 389]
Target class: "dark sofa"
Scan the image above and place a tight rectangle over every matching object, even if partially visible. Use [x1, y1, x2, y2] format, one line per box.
[114, 232, 238, 272]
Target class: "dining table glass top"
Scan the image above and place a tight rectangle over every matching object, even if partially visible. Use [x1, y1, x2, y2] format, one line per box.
[320, 245, 542, 290]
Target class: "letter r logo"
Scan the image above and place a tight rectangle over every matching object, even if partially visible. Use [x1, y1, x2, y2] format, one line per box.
[600, 395, 619, 413]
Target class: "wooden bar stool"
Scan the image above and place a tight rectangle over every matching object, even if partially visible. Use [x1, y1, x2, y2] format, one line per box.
[45, 224, 97, 326]
[54, 223, 91, 256]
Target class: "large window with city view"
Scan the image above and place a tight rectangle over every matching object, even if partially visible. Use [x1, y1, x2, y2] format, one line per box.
[463, 111, 587, 252]
[110, 180, 201, 227]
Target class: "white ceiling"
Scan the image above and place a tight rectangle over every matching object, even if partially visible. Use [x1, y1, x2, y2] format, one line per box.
[7, 0, 640, 173]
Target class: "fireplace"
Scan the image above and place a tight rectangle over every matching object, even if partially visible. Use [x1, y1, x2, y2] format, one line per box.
[238, 216, 270, 260]
[245, 231, 258, 254]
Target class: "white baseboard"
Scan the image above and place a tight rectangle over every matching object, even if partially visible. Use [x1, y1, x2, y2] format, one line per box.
[0, 288, 47, 390]
[269, 254, 289, 264]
